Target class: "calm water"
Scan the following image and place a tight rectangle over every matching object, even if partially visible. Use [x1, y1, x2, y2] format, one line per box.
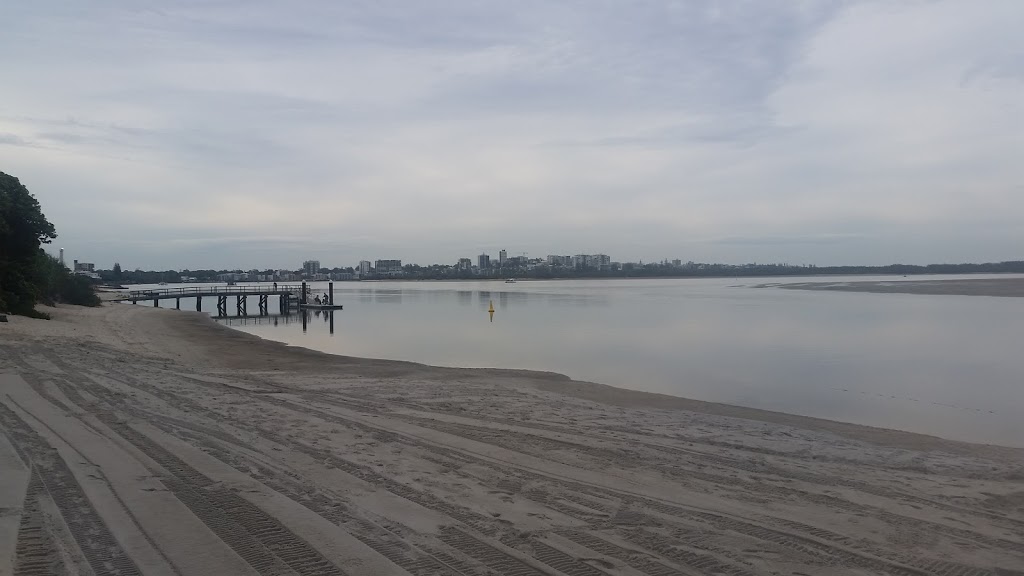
[135, 276, 1024, 446]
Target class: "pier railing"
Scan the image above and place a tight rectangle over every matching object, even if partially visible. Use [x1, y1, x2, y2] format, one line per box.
[127, 284, 305, 298]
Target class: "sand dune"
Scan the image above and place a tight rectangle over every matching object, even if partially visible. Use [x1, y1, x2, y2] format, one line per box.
[1, 304, 1022, 575]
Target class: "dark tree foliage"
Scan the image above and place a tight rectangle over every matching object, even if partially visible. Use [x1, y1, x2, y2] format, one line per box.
[0, 172, 56, 315]
[0, 171, 98, 316]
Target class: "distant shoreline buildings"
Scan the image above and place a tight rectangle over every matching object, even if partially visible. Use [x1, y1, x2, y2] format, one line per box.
[84, 249, 630, 284]
[320, 250, 620, 280]
[72, 247, 1024, 285]
[72, 259, 102, 280]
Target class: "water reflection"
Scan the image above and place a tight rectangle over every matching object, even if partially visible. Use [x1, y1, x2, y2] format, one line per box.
[332, 286, 605, 308]
[215, 313, 302, 327]
[215, 310, 335, 336]
[301, 310, 335, 334]
[373, 290, 403, 304]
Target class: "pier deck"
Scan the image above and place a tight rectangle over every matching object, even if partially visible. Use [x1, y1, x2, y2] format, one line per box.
[117, 284, 304, 303]
[112, 283, 339, 316]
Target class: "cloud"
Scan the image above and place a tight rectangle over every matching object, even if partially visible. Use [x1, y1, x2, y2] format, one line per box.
[710, 234, 865, 246]
[0, 133, 31, 146]
[2, 0, 1023, 269]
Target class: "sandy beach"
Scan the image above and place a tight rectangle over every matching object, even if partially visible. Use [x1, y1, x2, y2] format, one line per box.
[1, 304, 1022, 576]
[762, 277, 1024, 298]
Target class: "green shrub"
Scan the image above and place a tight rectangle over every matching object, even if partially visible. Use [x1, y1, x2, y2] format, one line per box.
[61, 274, 101, 307]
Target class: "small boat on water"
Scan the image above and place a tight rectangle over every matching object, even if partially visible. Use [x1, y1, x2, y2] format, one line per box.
[505, 278, 516, 283]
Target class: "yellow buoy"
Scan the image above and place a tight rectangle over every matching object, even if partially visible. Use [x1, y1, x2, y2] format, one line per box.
[488, 300, 495, 313]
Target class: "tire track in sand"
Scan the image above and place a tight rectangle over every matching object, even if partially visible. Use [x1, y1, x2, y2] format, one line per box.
[32, 349, 1018, 576]
[179, 432, 471, 576]
[12, 472, 67, 576]
[65, 368, 504, 539]
[43, 371, 498, 575]
[64, 366, 636, 576]
[102, 368, 990, 576]
[95, 414, 348, 576]
[438, 528, 548, 576]
[0, 402, 141, 576]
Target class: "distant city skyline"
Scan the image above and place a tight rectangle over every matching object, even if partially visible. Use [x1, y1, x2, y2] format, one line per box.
[86, 255, 1024, 285]
[67, 245, 1024, 277]
[43, 242, 1024, 275]
[7, 1, 1024, 270]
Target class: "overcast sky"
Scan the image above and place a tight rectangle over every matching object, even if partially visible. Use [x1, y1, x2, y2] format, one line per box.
[3, 1, 1022, 270]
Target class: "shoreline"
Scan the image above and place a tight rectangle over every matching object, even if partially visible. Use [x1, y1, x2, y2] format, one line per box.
[206, 301, 1023, 453]
[148, 304, 1024, 457]
[2, 303, 1022, 575]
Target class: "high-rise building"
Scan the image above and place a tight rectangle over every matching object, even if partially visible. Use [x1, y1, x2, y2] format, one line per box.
[375, 259, 403, 277]
[458, 258, 473, 271]
[499, 249, 507, 267]
[547, 255, 574, 267]
[569, 254, 610, 269]
[478, 253, 490, 269]
[358, 260, 372, 276]
[302, 260, 321, 277]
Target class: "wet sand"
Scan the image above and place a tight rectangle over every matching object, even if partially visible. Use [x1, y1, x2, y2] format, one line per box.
[764, 276, 1024, 297]
[1, 304, 1022, 575]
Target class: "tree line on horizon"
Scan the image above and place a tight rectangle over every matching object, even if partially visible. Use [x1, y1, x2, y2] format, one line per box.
[0, 171, 100, 317]
[94, 259, 1024, 285]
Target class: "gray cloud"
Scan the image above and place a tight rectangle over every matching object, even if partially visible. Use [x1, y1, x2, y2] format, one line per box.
[710, 234, 865, 246]
[2, 0, 1023, 269]
[0, 133, 30, 146]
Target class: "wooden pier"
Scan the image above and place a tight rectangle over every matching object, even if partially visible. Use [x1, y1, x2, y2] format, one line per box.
[116, 282, 342, 317]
